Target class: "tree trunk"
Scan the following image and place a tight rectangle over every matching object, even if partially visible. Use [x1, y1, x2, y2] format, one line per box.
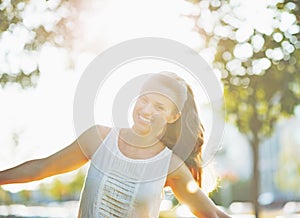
[251, 133, 260, 218]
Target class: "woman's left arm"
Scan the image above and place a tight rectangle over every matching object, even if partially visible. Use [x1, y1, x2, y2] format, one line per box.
[166, 155, 231, 218]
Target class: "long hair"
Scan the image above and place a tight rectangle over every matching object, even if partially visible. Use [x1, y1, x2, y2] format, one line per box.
[160, 75, 204, 187]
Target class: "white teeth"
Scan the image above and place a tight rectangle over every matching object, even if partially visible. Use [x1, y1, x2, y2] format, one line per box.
[139, 115, 151, 123]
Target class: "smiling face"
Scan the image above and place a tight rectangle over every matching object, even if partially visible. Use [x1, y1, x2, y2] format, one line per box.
[132, 92, 180, 136]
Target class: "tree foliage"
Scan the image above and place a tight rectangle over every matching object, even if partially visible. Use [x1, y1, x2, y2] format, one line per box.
[190, 0, 300, 217]
[192, 0, 300, 136]
[0, 0, 76, 88]
[40, 170, 85, 201]
[0, 186, 12, 204]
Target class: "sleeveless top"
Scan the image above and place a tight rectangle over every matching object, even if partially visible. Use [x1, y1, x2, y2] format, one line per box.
[78, 128, 172, 218]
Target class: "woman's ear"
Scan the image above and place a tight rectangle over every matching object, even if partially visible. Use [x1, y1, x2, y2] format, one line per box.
[167, 112, 181, 124]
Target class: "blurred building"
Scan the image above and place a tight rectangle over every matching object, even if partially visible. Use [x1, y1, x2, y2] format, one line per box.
[260, 117, 300, 205]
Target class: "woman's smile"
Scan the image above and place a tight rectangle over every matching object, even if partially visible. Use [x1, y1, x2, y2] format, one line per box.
[138, 114, 152, 124]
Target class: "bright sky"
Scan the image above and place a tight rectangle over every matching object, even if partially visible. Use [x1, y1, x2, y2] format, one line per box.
[0, 0, 278, 192]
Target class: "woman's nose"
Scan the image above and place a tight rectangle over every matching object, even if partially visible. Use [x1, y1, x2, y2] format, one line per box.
[141, 103, 154, 115]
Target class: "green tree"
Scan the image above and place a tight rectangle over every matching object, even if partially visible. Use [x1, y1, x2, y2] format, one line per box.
[0, 0, 76, 88]
[39, 170, 85, 201]
[45, 178, 66, 201]
[19, 189, 32, 203]
[57, 170, 85, 200]
[189, 0, 300, 217]
[0, 186, 12, 204]
[67, 169, 85, 198]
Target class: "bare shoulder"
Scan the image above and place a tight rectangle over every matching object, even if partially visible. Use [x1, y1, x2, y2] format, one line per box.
[77, 125, 111, 159]
[95, 125, 111, 140]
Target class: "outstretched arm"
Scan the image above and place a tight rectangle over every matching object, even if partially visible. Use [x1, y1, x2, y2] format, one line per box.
[166, 155, 231, 218]
[0, 125, 108, 185]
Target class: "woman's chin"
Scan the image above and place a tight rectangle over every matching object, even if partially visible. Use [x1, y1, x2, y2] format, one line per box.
[132, 124, 151, 136]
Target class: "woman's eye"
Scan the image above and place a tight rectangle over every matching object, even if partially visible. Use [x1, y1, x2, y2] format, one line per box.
[156, 106, 165, 111]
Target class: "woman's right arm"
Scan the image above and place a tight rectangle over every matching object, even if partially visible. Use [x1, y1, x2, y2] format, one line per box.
[0, 125, 109, 185]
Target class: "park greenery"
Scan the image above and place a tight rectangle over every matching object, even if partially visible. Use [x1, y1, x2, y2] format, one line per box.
[0, 0, 76, 88]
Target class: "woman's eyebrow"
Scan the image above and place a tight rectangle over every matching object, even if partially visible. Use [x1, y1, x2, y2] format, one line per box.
[154, 101, 166, 107]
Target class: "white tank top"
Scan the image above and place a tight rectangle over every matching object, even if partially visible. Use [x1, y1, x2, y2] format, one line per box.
[78, 128, 172, 218]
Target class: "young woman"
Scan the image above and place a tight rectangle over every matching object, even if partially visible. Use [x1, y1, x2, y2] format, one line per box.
[0, 72, 231, 218]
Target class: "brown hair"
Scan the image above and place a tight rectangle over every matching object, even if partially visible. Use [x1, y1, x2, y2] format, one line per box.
[161, 81, 204, 187]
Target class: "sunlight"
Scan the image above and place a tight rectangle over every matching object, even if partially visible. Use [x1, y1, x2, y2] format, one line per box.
[234, 0, 275, 35]
[0, 45, 77, 193]
[233, 43, 253, 60]
[176, 204, 195, 218]
[159, 199, 173, 211]
[72, 0, 200, 51]
[186, 180, 198, 194]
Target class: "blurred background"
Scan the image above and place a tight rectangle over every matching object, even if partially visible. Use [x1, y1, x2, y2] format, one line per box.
[0, 0, 299, 217]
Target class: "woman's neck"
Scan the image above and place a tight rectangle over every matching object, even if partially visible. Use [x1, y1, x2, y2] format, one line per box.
[120, 128, 164, 149]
